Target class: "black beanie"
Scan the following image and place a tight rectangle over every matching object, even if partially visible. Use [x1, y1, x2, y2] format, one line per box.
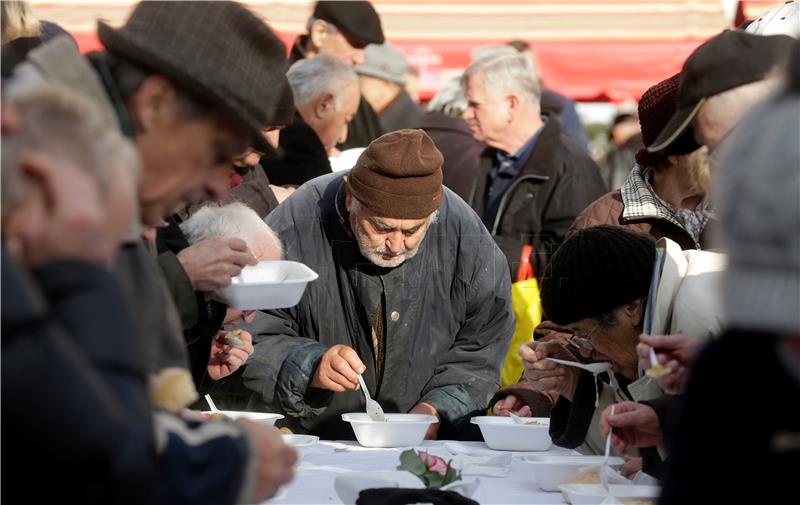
[540, 225, 656, 326]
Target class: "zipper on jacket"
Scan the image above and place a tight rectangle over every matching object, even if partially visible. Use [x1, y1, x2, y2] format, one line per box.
[491, 174, 550, 234]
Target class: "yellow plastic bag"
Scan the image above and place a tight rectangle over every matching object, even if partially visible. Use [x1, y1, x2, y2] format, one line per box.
[501, 277, 541, 388]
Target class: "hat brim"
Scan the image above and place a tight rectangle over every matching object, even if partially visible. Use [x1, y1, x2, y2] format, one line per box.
[646, 98, 705, 153]
[355, 65, 406, 86]
[97, 20, 272, 154]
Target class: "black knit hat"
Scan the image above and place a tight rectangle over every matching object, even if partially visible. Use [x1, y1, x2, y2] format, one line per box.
[313, 1, 385, 49]
[540, 225, 656, 326]
[98, 1, 290, 153]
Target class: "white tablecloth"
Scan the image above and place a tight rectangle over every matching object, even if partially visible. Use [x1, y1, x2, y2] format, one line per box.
[263, 440, 577, 505]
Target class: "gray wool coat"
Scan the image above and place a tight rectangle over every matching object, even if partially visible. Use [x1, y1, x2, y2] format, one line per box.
[242, 172, 514, 439]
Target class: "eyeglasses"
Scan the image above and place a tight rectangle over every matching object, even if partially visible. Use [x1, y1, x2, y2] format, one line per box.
[568, 322, 602, 352]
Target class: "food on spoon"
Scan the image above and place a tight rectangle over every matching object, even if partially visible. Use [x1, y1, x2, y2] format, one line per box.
[279, 427, 294, 435]
[645, 362, 672, 379]
[224, 330, 244, 346]
[519, 419, 546, 426]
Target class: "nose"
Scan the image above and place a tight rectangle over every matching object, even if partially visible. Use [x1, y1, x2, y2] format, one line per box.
[338, 123, 349, 145]
[462, 107, 474, 122]
[264, 130, 280, 149]
[204, 167, 232, 201]
[385, 232, 403, 254]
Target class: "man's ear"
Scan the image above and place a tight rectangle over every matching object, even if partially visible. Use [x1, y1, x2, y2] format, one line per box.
[314, 93, 335, 120]
[309, 19, 328, 52]
[127, 75, 177, 133]
[624, 298, 645, 327]
[506, 94, 520, 123]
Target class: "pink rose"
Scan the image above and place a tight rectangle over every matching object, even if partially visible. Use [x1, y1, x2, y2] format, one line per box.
[418, 451, 448, 476]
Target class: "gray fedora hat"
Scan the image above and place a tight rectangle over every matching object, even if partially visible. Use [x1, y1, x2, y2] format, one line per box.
[98, 1, 290, 152]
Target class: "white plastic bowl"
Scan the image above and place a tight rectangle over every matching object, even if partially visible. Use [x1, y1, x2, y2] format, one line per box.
[203, 410, 284, 425]
[342, 413, 438, 448]
[523, 454, 625, 491]
[281, 434, 319, 460]
[470, 416, 552, 451]
[213, 260, 318, 310]
[559, 483, 660, 504]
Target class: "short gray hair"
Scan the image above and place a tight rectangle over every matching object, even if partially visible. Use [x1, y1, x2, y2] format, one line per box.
[427, 76, 468, 118]
[2, 84, 139, 216]
[180, 202, 283, 258]
[701, 73, 783, 143]
[462, 50, 541, 106]
[287, 55, 358, 111]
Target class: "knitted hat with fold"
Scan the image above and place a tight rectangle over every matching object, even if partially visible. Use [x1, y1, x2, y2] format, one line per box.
[347, 129, 443, 219]
[541, 225, 656, 325]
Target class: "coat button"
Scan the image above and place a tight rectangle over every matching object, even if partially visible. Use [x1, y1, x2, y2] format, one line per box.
[390, 311, 400, 322]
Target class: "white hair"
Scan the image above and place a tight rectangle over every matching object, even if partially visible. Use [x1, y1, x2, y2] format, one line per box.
[427, 76, 468, 118]
[2, 84, 139, 216]
[180, 202, 283, 259]
[701, 72, 784, 145]
[461, 50, 541, 106]
[287, 55, 359, 111]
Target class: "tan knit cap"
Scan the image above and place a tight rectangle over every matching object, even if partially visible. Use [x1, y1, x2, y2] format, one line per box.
[347, 129, 444, 219]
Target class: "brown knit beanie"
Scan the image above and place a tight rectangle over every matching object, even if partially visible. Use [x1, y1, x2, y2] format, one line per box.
[635, 73, 698, 167]
[347, 129, 444, 219]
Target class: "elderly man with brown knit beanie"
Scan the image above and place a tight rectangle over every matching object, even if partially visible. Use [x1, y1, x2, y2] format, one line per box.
[242, 129, 514, 440]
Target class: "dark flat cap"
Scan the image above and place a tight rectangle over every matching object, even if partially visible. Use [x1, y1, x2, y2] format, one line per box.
[313, 1, 384, 49]
[648, 29, 794, 154]
[98, 1, 290, 152]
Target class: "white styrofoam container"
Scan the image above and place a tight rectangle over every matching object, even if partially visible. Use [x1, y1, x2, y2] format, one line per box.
[523, 454, 625, 491]
[204, 411, 283, 425]
[213, 260, 318, 310]
[470, 416, 552, 451]
[341, 413, 438, 448]
[559, 484, 661, 504]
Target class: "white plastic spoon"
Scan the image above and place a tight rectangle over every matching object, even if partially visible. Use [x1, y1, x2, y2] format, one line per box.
[205, 394, 220, 412]
[547, 357, 613, 374]
[356, 374, 386, 422]
[645, 347, 672, 378]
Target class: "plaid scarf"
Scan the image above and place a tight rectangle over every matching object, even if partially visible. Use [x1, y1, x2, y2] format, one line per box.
[620, 164, 711, 247]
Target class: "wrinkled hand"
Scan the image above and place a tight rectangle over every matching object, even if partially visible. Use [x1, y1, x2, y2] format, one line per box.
[520, 340, 580, 401]
[492, 394, 532, 417]
[16, 153, 113, 267]
[237, 420, 297, 502]
[600, 401, 662, 453]
[620, 455, 643, 479]
[310, 344, 366, 392]
[176, 237, 257, 291]
[409, 402, 440, 440]
[207, 329, 254, 380]
[637, 334, 701, 394]
[269, 185, 296, 204]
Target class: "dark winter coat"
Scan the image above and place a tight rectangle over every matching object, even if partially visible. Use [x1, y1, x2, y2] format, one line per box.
[242, 172, 514, 439]
[467, 114, 606, 279]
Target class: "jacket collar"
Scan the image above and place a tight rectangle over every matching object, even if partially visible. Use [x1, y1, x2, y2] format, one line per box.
[480, 111, 563, 179]
[620, 164, 712, 246]
[620, 164, 685, 227]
